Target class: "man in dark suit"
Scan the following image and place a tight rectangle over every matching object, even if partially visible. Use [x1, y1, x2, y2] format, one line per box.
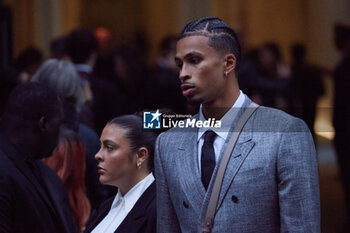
[0, 83, 76, 233]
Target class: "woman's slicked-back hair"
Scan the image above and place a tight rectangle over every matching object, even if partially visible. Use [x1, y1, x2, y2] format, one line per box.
[108, 115, 157, 170]
[179, 17, 241, 70]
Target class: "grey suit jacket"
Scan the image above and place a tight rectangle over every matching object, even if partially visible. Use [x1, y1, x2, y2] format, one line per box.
[155, 97, 320, 233]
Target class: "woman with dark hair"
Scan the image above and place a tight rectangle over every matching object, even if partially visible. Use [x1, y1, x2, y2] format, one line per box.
[85, 115, 157, 233]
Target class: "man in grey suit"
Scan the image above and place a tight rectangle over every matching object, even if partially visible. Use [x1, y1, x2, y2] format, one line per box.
[155, 17, 320, 233]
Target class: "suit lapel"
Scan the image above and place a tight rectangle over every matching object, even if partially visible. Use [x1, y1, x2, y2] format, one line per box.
[216, 136, 255, 209]
[216, 97, 257, 209]
[176, 120, 206, 215]
[115, 182, 156, 233]
[18, 160, 58, 214]
[38, 161, 76, 233]
[200, 97, 257, 216]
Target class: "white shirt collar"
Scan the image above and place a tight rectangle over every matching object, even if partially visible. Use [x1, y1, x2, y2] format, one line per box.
[110, 173, 155, 212]
[197, 90, 245, 142]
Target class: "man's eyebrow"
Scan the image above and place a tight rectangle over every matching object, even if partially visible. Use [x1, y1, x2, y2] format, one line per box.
[175, 51, 202, 62]
[184, 51, 202, 59]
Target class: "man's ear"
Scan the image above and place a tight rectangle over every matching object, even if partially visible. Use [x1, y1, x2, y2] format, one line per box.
[38, 116, 47, 132]
[224, 53, 236, 75]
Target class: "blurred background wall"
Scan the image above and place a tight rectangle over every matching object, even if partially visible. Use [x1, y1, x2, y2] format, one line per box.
[4, 0, 350, 65]
[4, 0, 349, 138]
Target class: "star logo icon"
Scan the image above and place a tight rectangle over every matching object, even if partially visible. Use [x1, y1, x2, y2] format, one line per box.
[150, 110, 161, 122]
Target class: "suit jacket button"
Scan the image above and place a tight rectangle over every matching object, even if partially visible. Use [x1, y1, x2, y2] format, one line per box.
[183, 201, 189, 208]
[231, 195, 238, 203]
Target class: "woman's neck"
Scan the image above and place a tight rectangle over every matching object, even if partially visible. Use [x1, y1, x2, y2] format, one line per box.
[119, 170, 151, 196]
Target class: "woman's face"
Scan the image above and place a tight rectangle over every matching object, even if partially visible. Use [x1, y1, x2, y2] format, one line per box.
[95, 124, 136, 187]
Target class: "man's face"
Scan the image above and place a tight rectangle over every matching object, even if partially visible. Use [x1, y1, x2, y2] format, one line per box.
[175, 35, 226, 106]
[40, 109, 63, 159]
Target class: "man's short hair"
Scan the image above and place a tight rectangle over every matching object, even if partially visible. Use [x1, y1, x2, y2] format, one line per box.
[179, 17, 241, 70]
[65, 29, 98, 64]
[1, 82, 62, 123]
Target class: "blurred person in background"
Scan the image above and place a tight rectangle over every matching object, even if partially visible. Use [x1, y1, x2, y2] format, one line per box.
[93, 26, 115, 80]
[31, 59, 115, 212]
[256, 42, 290, 110]
[44, 129, 90, 232]
[333, 23, 350, 233]
[50, 36, 69, 60]
[0, 67, 23, 114]
[0, 47, 43, 112]
[113, 42, 150, 115]
[65, 29, 119, 133]
[14, 46, 43, 83]
[85, 115, 156, 233]
[146, 35, 188, 114]
[290, 43, 324, 139]
[237, 48, 263, 103]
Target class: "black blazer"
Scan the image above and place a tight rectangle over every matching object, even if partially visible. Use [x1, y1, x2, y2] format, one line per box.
[0, 134, 76, 233]
[85, 181, 156, 233]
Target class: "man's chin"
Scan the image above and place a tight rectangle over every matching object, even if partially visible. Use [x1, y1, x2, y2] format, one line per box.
[186, 97, 203, 106]
[41, 147, 56, 159]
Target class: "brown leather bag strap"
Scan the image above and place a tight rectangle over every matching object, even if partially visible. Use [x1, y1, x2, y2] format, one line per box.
[202, 102, 259, 233]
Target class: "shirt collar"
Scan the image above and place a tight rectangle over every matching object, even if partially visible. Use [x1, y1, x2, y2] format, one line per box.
[74, 64, 93, 74]
[110, 173, 155, 211]
[197, 90, 245, 142]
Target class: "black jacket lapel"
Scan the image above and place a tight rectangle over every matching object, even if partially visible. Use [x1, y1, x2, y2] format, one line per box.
[38, 161, 77, 233]
[115, 182, 156, 233]
[85, 182, 156, 233]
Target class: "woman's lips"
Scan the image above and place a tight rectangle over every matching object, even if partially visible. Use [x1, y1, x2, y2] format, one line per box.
[97, 166, 105, 175]
[181, 83, 195, 97]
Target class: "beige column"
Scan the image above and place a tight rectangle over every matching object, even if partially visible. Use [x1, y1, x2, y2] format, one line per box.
[36, 0, 62, 56]
[242, 0, 305, 61]
[140, 0, 180, 63]
[4, 0, 40, 57]
[60, 0, 82, 35]
[4, 0, 83, 57]
[179, 0, 210, 28]
[210, 0, 245, 32]
[305, 0, 350, 68]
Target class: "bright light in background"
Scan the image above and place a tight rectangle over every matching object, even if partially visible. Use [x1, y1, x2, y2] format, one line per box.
[315, 75, 334, 140]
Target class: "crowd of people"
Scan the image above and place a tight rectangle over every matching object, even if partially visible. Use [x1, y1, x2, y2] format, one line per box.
[0, 16, 348, 233]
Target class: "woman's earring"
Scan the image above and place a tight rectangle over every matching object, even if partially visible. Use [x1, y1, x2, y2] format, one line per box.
[137, 162, 142, 169]
[225, 71, 228, 77]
